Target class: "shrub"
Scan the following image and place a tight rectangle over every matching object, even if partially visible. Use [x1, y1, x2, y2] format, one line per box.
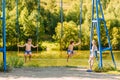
[0, 61, 12, 72]
[93, 63, 116, 72]
[53, 21, 79, 50]
[8, 56, 24, 68]
[41, 41, 60, 51]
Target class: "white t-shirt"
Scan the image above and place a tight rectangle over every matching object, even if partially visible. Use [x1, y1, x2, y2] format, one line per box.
[90, 45, 97, 57]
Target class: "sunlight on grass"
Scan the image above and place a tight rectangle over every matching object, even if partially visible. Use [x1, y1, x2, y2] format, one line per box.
[24, 59, 88, 67]
[0, 51, 120, 74]
[17, 51, 90, 59]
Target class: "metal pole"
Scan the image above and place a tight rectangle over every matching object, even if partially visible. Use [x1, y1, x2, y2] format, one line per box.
[60, 0, 63, 37]
[36, 0, 40, 54]
[60, 0, 63, 51]
[16, 0, 20, 54]
[2, 0, 6, 72]
[95, 0, 103, 68]
[99, 0, 116, 68]
[91, 0, 116, 69]
[90, 0, 94, 51]
[79, 0, 83, 38]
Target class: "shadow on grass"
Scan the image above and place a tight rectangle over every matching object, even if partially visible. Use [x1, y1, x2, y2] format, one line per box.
[65, 65, 78, 68]
[0, 67, 119, 80]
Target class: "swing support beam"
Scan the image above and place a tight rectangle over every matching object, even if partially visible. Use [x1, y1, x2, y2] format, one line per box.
[60, 0, 63, 51]
[0, 0, 117, 72]
[0, 0, 7, 72]
[90, 0, 116, 69]
[79, 0, 83, 38]
[36, 0, 40, 54]
[16, 0, 20, 54]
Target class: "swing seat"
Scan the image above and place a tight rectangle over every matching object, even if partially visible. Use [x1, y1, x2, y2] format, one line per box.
[102, 47, 111, 52]
[0, 48, 3, 52]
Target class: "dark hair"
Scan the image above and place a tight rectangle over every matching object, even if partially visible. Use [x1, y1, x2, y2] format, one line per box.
[70, 41, 74, 44]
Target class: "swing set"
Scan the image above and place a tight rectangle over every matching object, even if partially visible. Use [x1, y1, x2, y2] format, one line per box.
[16, 0, 40, 54]
[60, 0, 116, 69]
[0, 0, 116, 72]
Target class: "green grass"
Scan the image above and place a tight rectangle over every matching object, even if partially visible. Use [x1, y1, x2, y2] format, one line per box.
[8, 56, 24, 68]
[18, 50, 90, 59]
[0, 50, 120, 74]
[24, 59, 88, 67]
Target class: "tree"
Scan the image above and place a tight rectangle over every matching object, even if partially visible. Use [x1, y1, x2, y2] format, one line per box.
[53, 21, 79, 49]
[111, 27, 120, 50]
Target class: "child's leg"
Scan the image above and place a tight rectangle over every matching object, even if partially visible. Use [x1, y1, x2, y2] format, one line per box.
[67, 52, 75, 62]
[67, 53, 73, 62]
[67, 54, 70, 62]
[24, 54, 27, 62]
[29, 52, 32, 61]
[89, 57, 94, 70]
[88, 57, 91, 69]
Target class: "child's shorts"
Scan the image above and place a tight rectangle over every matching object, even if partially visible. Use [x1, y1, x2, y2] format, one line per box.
[90, 51, 97, 57]
[90, 53, 94, 57]
[67, 50, 73, 54]
[25, 50, 32, 54]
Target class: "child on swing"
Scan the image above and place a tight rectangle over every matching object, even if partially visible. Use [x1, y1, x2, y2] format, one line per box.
[18, 38, 38, 62]
[88, 40, 97, 71]
[67, 39, 81, 62]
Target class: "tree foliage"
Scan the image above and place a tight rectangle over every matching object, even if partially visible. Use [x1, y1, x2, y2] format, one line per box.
[53, 21, 79, 49]
[0, 0, 119, 50]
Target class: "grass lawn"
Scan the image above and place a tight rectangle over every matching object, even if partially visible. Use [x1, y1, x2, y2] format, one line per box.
[0, 50, 120, 74]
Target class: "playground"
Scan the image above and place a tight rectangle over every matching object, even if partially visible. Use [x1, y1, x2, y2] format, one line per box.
[0, 67, 120, 80]
[0, 0, 120, 79]
[0, 50, 120, 80]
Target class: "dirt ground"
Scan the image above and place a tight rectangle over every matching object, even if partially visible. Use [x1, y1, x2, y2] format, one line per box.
[0, 67, 120, 80]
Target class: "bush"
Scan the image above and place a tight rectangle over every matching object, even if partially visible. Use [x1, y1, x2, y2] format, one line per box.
[53, 21, 79, 50]
[0, 61, 12, 72]
[8, 56, 24, 68]
[41, 41, 60, 51]
[93, 63, 116, 72]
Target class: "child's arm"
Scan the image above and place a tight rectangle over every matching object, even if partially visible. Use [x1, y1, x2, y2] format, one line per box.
[74, 39, 81, 46]
[31, 44, 38, 48]
[17, 44, 26, 47]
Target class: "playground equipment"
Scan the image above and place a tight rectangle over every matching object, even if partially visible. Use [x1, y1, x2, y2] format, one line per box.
[36, 0, 41, 54]
[0, 0, 6, 71]
[90, 0, 116, 68]
[79, 0, 83, 38]
[60, 0, 63, 51]
[60, 0, 116, 69]
[16, 0, 20, 54]
[16, 0, 40, 54]
[0, 0, 116, 71]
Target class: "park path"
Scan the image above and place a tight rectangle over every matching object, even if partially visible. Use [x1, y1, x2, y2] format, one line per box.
[0, 67, 120, 80]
